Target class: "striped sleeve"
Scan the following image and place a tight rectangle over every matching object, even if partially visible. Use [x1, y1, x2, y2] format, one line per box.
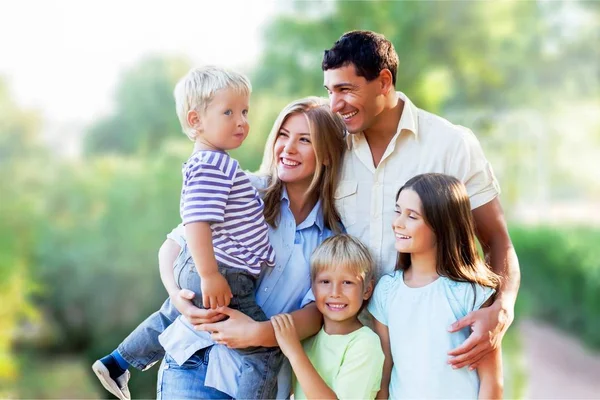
[181, 157, 235, 225]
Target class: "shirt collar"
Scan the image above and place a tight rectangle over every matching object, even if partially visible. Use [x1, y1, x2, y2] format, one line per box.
[344, 91, 419, 150]
[280, 187, 325, 232]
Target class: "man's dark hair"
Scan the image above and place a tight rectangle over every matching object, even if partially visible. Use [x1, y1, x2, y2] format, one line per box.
[322, 30, 399, 85]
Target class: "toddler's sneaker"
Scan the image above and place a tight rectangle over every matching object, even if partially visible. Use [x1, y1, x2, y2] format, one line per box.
[92, 359, 131, 400]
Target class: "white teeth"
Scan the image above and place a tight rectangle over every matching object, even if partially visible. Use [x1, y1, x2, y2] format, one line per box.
[327, 304, 347, 309]
[340, 110, 358, 119]
[281, 158, 300, 166]
[395, 233, 411, 239]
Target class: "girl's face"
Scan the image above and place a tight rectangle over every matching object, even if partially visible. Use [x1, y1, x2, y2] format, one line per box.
[274, 113, 317, 187]
[392, 188, 437, 255]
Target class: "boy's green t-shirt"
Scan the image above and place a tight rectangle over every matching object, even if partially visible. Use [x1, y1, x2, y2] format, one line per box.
[293, 326, 384, 400]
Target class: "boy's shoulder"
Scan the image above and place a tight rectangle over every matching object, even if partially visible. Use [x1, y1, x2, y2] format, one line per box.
[187, 150, 238, 168]
[345, 327, 384, 362]
[184, 150, 241, 178]
[351, 326, 381, 344]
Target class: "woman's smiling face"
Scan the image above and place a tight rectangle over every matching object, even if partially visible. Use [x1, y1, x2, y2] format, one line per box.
[274, 113, 317, 187]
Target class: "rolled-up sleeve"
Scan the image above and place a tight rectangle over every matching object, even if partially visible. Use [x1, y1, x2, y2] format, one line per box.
[448, 128, 501, 210]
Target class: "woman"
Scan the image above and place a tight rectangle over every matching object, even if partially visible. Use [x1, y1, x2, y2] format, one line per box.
[157, 97, 346, 398]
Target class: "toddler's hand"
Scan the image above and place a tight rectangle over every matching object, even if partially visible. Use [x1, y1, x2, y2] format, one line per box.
[171, 289, 227, 325]
[271, 313, 303, 359]
[201, 272, 232, 309]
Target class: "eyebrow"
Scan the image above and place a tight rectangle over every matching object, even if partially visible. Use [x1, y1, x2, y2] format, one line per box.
[323, 82, 358, 90]
[395, 205, 422, 216]
[279, 127, 310, 136]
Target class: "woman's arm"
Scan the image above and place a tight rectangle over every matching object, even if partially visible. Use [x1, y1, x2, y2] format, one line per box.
[158, 238, 182, 297]
[477, 347, 503, 399]
[271, 314, 337, 400]
[373, 318, 392, 399]
[197, 302, 322, 348]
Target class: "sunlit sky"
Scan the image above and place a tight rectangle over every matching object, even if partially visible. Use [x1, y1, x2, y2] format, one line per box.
[0, 0, 277, 124]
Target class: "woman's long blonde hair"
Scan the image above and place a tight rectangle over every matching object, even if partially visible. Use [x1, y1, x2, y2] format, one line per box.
[259, 97, 346, 233]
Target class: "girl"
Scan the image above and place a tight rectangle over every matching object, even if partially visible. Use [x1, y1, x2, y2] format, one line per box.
[272, 234, 384, 400]
[93, 97, 347, 400]
[368, 173, 503, 399]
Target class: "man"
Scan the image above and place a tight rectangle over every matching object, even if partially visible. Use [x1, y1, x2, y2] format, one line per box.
[322, 30, 519, 369]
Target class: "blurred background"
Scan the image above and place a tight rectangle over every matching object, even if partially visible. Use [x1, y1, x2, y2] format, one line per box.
[1, 0, 599, 398]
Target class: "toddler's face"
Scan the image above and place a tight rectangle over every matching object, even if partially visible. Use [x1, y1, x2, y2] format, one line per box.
[196, 88, 250, 151]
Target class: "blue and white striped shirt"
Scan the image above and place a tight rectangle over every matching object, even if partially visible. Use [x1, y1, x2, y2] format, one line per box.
[162, 174, 335, 398]
[180, 150, 275, 274]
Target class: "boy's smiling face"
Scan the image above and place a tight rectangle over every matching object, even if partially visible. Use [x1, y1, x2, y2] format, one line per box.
[192, 88, 250, 151]
[313, 266, 373, 335]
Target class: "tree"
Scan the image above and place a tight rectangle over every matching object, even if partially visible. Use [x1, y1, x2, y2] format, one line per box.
[84, 56, 190, 155]
[251, 0, 579, 113]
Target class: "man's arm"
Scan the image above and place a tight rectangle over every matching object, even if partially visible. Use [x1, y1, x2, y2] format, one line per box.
[448, 198, 520, 368]
[474, 198, 520, 307]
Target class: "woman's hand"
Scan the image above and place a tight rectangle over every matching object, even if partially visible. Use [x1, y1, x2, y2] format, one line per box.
[195, 307, 263, 349]
[271, 313, 304, 360]
[172, 289, 227, 325]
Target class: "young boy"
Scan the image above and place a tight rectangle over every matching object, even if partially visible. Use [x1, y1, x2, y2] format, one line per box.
[271, 234, 385, 399]
[93, 66, 282, 399]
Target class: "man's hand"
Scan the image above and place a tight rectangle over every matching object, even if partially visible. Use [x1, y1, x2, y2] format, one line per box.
[172, 289, 227, 325]
[271, 313, 304, 360]
[200, 272, 232, 309]
[196, 307, 262, 349]
[447, 301, 513, 369]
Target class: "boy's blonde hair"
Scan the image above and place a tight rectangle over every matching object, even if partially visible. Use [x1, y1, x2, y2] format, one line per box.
[174, 66, 252, 140]
[310, 234, 375, 285]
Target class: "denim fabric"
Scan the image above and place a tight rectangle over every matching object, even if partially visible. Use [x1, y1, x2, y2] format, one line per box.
[177, 244, 283, 399]
[117, 246, 191, 370]
[120, 182, 331, 398]
[157, 346, 232, 400]
[117, 297, 177, 370]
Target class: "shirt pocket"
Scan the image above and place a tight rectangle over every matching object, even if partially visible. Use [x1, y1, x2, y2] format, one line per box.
[334, 180, 358, 227]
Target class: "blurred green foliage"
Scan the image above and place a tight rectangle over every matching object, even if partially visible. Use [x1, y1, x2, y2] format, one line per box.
[1, 0, 599, 398]
[511, 226, 600, 349]
[84, 57, 190, 155]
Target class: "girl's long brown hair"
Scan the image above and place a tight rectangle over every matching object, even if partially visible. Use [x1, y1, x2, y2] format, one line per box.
[258, 97, 346, 233]
[395, 173, 500, 301]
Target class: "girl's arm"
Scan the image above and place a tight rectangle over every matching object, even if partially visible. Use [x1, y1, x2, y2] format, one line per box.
[373, 318, 392, 399]
[271, 314, 337, 400]
[477, 346, 503, 399]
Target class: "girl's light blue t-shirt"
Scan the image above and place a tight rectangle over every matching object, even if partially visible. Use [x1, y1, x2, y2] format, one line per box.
[368, 270, 494, 399]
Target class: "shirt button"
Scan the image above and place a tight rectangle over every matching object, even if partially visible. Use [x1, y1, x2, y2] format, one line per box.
[264, 287, 269, 292]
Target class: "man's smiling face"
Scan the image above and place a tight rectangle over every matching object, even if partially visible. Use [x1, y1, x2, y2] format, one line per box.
[323, 64, 386, 134]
